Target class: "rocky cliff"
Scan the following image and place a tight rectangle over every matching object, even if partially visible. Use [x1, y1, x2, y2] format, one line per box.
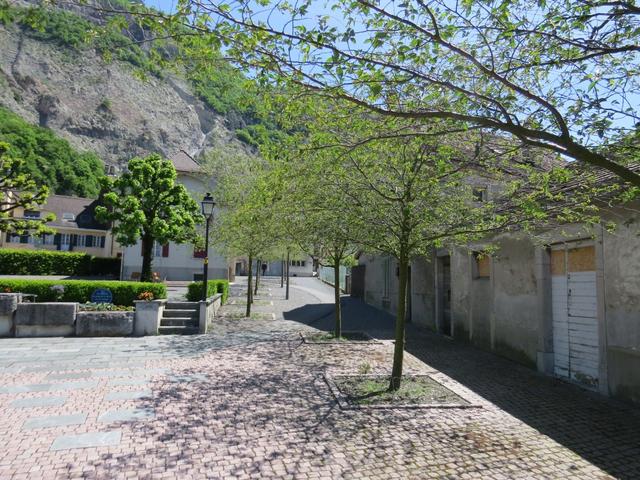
[0, 18, 241, 171]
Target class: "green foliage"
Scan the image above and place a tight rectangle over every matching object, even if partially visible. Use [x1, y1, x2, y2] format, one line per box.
[96, 153, 203, 282]
[0, 108, 104, 197]
[0, 249, 120, 276]
[186, 280, 229, 302]
[0, 279, 165, 306]
[0, 141, 53, 235]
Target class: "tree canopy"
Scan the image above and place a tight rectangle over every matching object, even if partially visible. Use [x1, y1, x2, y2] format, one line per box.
[96, 154, 202, 282]
[120, 0, 640, 187]
[0, 142, 54, 235]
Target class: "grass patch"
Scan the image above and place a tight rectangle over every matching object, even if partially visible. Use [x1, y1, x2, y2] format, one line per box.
[333, 375, 468, 407]
[218, 310, 273, 320]
[302, 331, 374, 343]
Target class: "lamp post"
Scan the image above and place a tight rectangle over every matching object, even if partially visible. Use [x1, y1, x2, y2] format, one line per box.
[201, 193, 216, 301]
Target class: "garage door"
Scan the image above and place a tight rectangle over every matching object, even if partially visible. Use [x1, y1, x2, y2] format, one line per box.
[551, 245, 599, 389]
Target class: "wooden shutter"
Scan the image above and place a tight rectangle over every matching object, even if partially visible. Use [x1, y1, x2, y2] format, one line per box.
[162, 243, 169, 258]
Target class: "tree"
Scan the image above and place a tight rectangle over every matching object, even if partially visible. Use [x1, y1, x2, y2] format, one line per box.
[117, 0, 640, 188]
[96, 154, 202, 282]
[273, 92, 611, 390]
[204, 146, 282, 315]
[0, 142, 53, 235]
[273, 144, 360, 338]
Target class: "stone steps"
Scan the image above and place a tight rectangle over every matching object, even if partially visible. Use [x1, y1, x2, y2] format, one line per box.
[160, 302, 199, 335]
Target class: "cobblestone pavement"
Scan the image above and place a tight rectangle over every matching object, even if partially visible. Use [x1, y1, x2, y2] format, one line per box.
[0, 277, 638, 479]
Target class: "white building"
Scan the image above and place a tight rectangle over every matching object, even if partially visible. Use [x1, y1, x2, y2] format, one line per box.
[120, 151, 232, 281]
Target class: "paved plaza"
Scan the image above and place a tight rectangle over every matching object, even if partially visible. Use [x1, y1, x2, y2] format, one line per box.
[0, 278, 639, 479]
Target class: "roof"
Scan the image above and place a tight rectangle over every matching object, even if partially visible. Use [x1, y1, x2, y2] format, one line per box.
[41, 195, 108, 231]
[170, 150, 201, 174]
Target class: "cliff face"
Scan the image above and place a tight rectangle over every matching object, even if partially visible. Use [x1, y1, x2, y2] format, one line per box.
[0, 22, 238, 170]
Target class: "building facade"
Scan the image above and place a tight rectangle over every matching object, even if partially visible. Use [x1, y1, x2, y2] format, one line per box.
[120, 151, 233, 282]
[357, 203, 640, 404]
[0, 194, 120, 258]
[234, 255, 315, 277]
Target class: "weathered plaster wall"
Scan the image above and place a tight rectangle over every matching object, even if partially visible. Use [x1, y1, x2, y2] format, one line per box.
[410, 256, 436, 330]
[490, 237, 540, 367]
[450, 249, 471, 341]
[601, 205, 640, 402]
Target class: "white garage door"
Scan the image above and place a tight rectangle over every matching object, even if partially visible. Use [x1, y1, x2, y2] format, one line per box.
[551, 245, 599, 389]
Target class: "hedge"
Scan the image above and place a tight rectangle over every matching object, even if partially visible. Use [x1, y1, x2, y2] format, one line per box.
[186, 280, 229, 303]
[0, 280, 166, 306]
[0, 249, 120, 276]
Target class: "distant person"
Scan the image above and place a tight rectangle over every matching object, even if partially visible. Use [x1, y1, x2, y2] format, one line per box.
[261, 263, 267, 275]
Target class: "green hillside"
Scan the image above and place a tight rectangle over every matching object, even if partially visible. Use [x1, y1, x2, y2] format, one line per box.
[0, 2, 281, 148]
[0, 107, 104, 198]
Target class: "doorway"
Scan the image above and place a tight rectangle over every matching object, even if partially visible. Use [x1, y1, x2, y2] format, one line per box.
[438, 256, 452, 336]
[551, 244, 599, 389]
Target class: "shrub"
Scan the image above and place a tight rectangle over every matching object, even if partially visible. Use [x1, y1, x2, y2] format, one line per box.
[0, 249, 120, 276]
[0, 279, 166, 306]
[186, 280, 229, 303]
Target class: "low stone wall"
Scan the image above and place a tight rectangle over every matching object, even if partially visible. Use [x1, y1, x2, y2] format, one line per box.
[76, 311, 134, 337]
[15, 302, 77, 337]
[199, 293, 223, 334]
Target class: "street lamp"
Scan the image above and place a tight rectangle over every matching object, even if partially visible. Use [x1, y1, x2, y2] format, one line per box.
[201, 193, 216, 301]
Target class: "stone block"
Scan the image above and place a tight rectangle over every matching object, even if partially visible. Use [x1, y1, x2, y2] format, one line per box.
[134, 300, 165, 336]
[0, 293, 20, 315]
[75, 311, 134, 337]
[15, 303, 77, 337]
[0, 293, 21, 337]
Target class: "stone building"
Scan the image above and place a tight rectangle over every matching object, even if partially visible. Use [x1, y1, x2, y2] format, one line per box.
[0, 194, 120, 258]
[357, 201, 640, 404]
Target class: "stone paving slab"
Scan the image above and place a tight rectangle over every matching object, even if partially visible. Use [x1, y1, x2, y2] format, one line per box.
[98, 408, 155, 423]
[50, 430, 121, 451]
[104, 389, 152, 401]
[108, 378, 149, 387]
[9, 396, 67, 408]
[22, 413, 87, 430]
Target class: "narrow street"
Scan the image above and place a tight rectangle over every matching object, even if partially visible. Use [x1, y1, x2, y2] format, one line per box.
[0, 276, 638, 479]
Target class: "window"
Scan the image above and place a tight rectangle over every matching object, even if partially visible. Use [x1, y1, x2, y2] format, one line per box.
[290, 260, 306, 267]
[193, 248, 206, 258]
[153, 241, 169, 258]
[23, 210, 40, 219]
[473, 252, 490, 279]
[62, 213, 76, 222]
[60, 234, 71, 245]
[42, 234, 54, 245]
[472, 187, 488, 203]
[76, 235, 86, 247]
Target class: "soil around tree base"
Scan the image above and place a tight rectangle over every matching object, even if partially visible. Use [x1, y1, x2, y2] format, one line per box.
[300, 331, 380, 344]
[325, 374, 481, 409]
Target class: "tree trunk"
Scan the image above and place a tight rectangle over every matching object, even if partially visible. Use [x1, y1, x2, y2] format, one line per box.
[285, 250, 290, 300]
[389, 253, 409, 391]
[140, 233, 154, 283]
[280, 256, 284, 288]
[246, 254, 253, 317]
[254, 258, 260, 296]
[334, 257, 342, 338]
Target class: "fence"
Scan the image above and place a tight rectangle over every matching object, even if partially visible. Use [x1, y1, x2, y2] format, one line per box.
[318, 265, 349, 292]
